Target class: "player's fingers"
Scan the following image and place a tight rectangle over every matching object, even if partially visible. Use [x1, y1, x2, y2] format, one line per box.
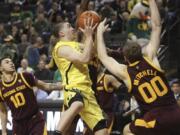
[86, 17, 90, 27]
[105, 24, 109, 30]
[90, 18, 94, 27]
[102, 18, 107, 24]
[79, 27, 84, 33]
[92, 23, 98, 30]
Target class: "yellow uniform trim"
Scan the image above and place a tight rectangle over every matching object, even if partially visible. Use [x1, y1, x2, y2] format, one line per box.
[20, 73, 33, 89]
[104, 75, 113, 93]
[143, 57, 164, 73]
[0, 89, 4, 101]
[135, 119, 156, 128]
[108, 116, 114, 133]
[2, 73, 18, 87]
[125, 69, 132, 93]
[104, 75, 109, 92]
[43, 124, 48, 135]
[129, 61, 140, 67]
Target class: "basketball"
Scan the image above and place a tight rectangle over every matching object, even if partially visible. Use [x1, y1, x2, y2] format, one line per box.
[77, 10, 101, 29]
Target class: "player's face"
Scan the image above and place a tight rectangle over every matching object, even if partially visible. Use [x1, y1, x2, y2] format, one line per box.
[0, 58, 15, 73]
[63, 22, 75, 40]
[171, 83, 180, 94]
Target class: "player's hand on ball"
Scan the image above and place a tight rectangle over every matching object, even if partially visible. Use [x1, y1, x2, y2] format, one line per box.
[79, 17, 97, 37]
[97, 18, 109, 34]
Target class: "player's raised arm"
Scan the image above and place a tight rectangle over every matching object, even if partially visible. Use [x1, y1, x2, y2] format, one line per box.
[0, 102, 7, 135]
[76, 0, 90, 28]
[58, 19, 96, 63]
[143, 0, 161, 60]
[97, 19, 127, 80]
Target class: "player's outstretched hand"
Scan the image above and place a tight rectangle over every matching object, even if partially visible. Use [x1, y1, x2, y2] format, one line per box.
[97, 18, 109, 34]
[79, 17, 97, 37]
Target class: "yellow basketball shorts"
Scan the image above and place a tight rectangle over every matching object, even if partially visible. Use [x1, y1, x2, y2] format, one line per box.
[63, 87, 106, 131]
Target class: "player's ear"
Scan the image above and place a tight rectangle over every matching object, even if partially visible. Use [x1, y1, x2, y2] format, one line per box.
[59, 32, 65, 37]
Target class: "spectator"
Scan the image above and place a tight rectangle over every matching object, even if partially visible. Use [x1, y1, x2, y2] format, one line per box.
[10, 2, 22, 24]
[21, 17, 33, 35]
[17, 58, 34, 73]
[34, 60, 53, 81]
[127, 1, 151, 41]
[0, 23, 7, 44]
[0, 35, 19, 66]
[34, 13, 50, 36]
[48, 2, 62, 24]
[171, 79, 180, 100]
[35, 36, 48, 56]
[24, 41, 40, 68]
[11, 24, 21, 43]
[18, 34, 31, 59]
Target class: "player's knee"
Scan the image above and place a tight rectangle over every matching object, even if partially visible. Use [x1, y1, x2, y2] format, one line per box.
[71, 101, 84, 113]
[123, 124, 131, 135]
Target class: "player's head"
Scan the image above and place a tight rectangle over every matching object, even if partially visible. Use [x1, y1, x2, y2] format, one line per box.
[123, 41, 142, 64]
[54, 22, 75, 40]
[0, 56, 15, 74]
[171, 79, 180, 94]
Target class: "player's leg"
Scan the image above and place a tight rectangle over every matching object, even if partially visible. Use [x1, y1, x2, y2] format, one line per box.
[123, 123, 135, 135]
[63, 115, 80, 135]
[55, 90, 84, 134]
[12, 120, 27, 135]
[28, 112, 47, 135]
[56, 101, 83, 133]
[80, 92, 108, 135]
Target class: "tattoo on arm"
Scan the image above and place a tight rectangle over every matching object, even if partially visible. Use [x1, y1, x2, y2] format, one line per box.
[48, 83, 59, 90]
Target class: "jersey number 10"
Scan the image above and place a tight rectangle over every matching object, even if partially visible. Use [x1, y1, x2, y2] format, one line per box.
[138, 76, 168, 103]
[10, 92, 26, 108]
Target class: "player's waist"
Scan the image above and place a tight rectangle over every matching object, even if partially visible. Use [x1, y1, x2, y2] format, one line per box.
[13, 109, 39, 122]
[64, 82, 92, 89]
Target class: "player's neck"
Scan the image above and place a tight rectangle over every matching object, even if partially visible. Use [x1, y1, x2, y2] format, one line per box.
[60, 36, 73, 41]
[2, 72, 16, 83]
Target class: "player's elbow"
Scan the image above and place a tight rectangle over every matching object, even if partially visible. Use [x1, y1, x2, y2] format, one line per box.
[98, 53, 107, 61]
[77, 56, 91, 63]
[152, 23, 162, 31]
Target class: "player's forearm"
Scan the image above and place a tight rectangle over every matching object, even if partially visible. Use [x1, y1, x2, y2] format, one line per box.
[79, 0, 90, 13]
[37, 81, 63, 92]
[149, 0, 161, 28]
[76, 0, 90, 29]
[47, 82, 63, 91]
[81, 36, 93, 63]
[97, 30, 108, 61]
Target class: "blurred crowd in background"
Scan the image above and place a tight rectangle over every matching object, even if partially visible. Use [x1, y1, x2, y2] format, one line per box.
[0, 0, 180, 134]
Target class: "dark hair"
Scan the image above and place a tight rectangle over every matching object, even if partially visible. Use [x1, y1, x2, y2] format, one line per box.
[171, 79, 180, 86]
[53, 22, 66, 38]
[0, 54, 12, 65]
[123, 41, 142, 63]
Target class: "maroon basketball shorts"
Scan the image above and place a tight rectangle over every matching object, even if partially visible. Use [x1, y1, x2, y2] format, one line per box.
[130, 104, 180, 135]
[13, 111, 47, 135]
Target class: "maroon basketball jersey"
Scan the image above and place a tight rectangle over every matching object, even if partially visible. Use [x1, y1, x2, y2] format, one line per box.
[0, 72, 39, 120]
[127, 57, 176, 113]
[96, 73, 115, 113]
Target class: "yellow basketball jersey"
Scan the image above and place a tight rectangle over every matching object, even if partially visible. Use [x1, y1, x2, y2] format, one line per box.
[52, 41, 92, 93]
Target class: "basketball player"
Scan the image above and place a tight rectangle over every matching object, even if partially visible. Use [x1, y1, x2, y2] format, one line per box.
[52, 17, 108, 135]
[96, 0, 180, 135]
[84, 64, 122, 135]
[0, 56, 63, 135]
